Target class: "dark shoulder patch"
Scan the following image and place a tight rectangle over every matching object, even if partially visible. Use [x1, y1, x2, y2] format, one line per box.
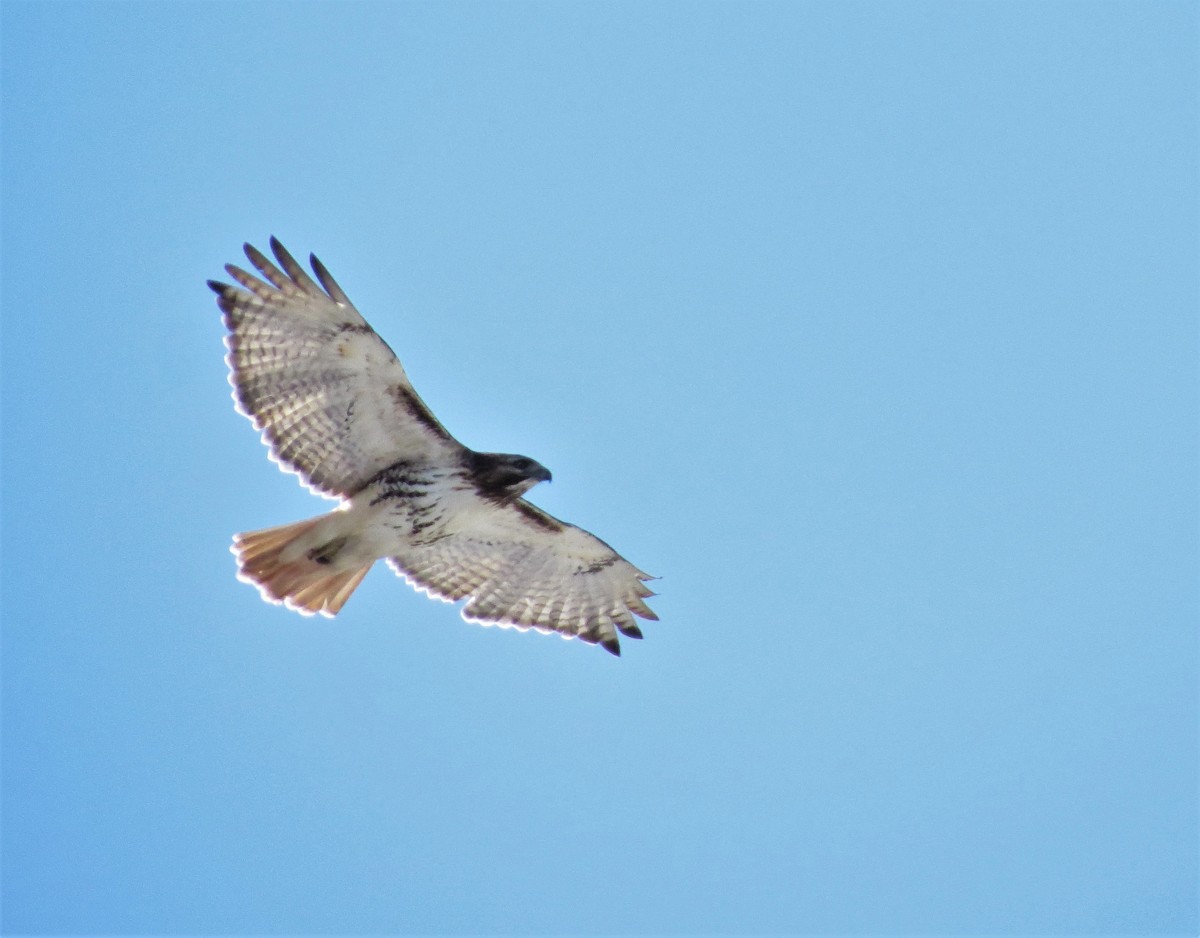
[513, 500, 564, 534]
[390, 385, 451, 441]
[576, 555, 618, 575]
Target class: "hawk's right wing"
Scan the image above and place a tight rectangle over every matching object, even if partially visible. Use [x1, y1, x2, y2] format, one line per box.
[209, 238, 462, 499]
[387, 498, 658, 655]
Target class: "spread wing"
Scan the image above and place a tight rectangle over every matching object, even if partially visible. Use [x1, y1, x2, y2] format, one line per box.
[208, 238, 461, 499]
[387, 500, 657, 655]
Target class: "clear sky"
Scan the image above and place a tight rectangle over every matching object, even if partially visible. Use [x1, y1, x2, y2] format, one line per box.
[2, 2, 1196, 935]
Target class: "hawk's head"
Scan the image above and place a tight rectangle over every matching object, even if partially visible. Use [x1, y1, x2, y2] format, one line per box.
[469, 452, 553, 502]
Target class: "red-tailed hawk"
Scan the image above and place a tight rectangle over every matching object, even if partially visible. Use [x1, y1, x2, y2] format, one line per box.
[208, 238, 657, 655]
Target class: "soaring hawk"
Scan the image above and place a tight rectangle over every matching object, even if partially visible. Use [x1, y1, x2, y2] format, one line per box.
[208, 238, 657, 655]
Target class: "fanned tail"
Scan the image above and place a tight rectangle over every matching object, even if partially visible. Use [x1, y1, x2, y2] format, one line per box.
[232, 518, 371, 617]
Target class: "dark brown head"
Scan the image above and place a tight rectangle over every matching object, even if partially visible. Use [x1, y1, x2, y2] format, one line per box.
[468, 451, 552, 501]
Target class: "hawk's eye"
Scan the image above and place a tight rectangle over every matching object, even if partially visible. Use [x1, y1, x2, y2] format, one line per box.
[514, 458, 530, 471]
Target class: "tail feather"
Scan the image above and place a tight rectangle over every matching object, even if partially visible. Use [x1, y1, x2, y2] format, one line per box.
[327, 566, 370, 611]
[232, 518, 371, 617]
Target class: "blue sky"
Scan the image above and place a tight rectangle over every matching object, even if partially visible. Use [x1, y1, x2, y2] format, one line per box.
[2, 1, 1196, 934]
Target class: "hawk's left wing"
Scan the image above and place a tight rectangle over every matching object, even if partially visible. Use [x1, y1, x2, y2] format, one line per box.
[209, 238, 462, 499]
[387, 499, 657, 655]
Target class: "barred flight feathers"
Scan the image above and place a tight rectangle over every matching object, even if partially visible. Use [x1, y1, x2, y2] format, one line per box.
[388, 501, 657, 655]
[209, 238, 458, 499]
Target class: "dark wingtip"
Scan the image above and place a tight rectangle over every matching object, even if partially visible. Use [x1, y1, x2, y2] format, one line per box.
[269, 235, 293, 268]
[600, 636, 621, 657]
[309, 251, 350, 305]
[208, 279, 236, 314]
[618, 623, 644, 640]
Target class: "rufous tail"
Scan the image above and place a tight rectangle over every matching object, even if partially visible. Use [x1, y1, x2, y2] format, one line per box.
[231, 517, 371, 617]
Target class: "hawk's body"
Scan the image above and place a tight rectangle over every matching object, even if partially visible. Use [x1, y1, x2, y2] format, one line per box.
[209, 238, 656, 655]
